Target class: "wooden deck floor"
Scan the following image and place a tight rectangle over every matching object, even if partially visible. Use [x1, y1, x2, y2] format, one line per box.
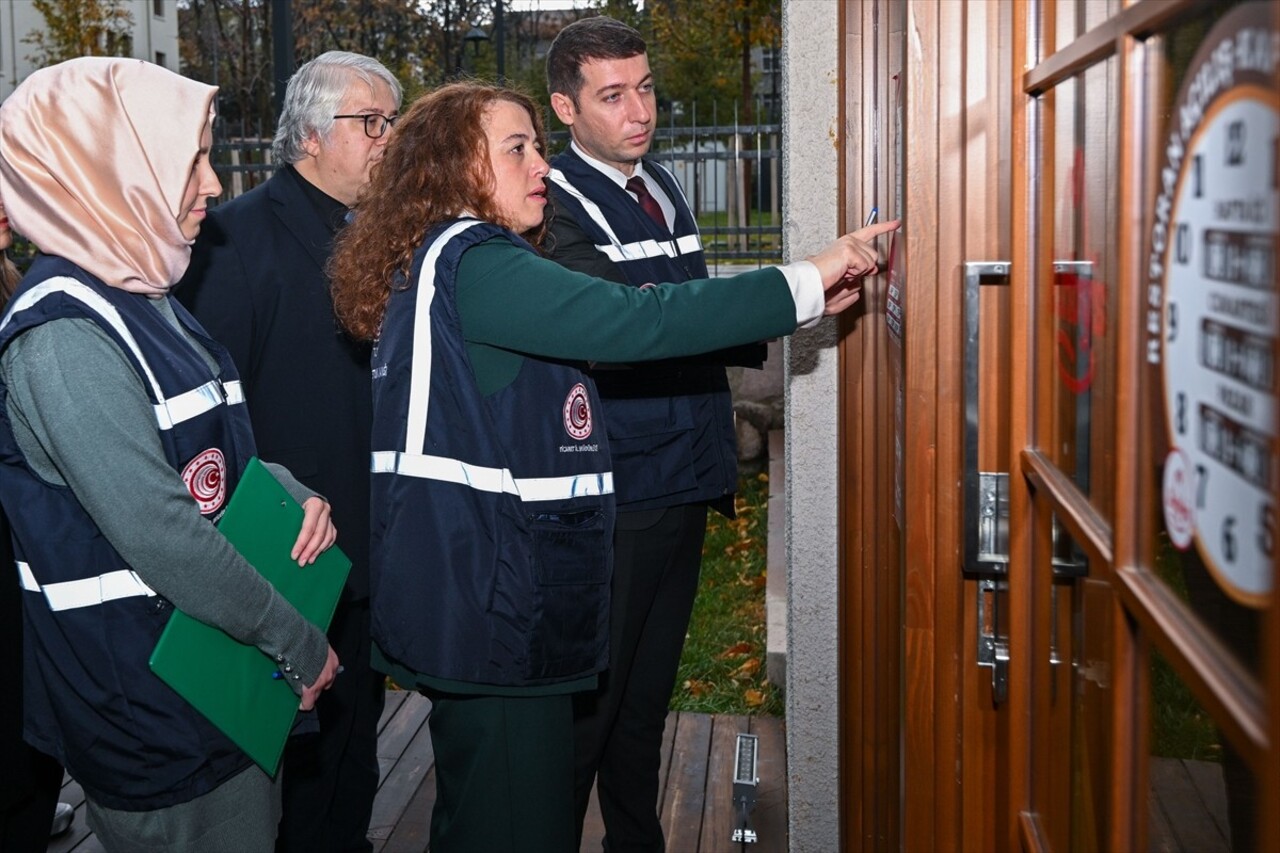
[1148, 757, 1232, 852]
[46, 689, 788, 853]
[44, 693, 1231, 852]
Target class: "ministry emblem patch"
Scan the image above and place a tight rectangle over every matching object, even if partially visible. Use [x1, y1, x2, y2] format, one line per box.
[563, 383, 593, 440]
[182, 448, 227, 514]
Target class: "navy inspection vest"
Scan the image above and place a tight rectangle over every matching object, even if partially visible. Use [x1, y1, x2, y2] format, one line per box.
[370, 220, 614, 687]
[548, 148, 754, 512]
[0, 256, 256, 810]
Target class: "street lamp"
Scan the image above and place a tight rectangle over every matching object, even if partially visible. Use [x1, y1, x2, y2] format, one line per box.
[464, 24, 489, 57]
[493, 0, 505, 83]
[453, 23, 488, 76]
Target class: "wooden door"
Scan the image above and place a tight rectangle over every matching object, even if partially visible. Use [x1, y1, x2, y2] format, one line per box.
[883, 1, 1280, 851]
[1009, 1, 1279, 849]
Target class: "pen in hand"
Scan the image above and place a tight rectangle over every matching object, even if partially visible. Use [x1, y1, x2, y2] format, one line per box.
[864, 207, 879, 228]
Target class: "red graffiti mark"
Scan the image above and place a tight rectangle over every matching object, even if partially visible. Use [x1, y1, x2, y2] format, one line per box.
[1055, 147, 1110, 394]
[1055, 269, 1108, 393]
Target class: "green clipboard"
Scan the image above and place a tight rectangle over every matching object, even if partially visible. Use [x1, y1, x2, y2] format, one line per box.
[148, 457, 351, 776]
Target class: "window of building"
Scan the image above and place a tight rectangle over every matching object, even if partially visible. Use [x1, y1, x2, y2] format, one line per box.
[155, 51, 167, 69]
[154, 0, 164, 18]
[760, 47, 779, 75]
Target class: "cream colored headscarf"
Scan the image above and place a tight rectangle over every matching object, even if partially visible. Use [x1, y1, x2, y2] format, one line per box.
[0, 57, 217, 294]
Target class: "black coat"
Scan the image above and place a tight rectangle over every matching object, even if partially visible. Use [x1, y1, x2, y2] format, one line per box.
[177, 169, 372, 598]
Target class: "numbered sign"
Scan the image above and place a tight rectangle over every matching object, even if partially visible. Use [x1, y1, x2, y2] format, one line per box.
[1152, 2, 1278, 606]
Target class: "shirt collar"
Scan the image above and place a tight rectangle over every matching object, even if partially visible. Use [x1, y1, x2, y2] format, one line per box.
[285, 164, 350, 234]
[569, 140, 649, 192]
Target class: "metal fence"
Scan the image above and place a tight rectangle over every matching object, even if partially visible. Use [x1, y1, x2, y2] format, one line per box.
[210, 121, 783, 270]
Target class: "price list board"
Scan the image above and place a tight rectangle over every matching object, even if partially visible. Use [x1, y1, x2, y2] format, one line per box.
[1150, 2, 1278, 606]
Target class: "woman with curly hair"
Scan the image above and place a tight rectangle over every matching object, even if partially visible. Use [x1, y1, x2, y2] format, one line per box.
[330, 80, 896, 852]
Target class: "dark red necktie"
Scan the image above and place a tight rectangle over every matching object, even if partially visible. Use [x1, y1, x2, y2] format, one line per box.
[626, 176, 666, 229]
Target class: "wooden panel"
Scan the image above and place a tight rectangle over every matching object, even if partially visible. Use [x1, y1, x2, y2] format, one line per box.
[749, 714, 787, 848]
[377, 688, 408, 732]
[837, 0, 905, 844]
[659, 712, 712, 851]
[43, 705, 785, 853]
[894, 0, 1014, 850]
[656, 705, 678, 814]
[958, 1, 1012, 848]
[899, 0, 942, 849]
[1023, 0, 1200, 94]
[378, 768, 436, 853]
[580, 711, 677, 850]
[1147, 786, 1179, 852]
[1005, 1, 1038, 850]
[1147, 759, 1230, 852]
[836, 0, 867, 845]
[698, 714, 749, 851]
[375, 691, 432, 783]
[367, 703, 435, 845]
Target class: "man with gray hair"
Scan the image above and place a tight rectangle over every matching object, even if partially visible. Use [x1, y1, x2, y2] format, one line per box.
[178, 51, 401, 853]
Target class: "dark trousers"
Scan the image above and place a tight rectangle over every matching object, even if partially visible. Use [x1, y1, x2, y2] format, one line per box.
[0, 743, 61, 853]
[426, 690, 576, 853]
[1, 511, 63, 853]
[276, 597, 384, 853]
[573, 503, 708, 853]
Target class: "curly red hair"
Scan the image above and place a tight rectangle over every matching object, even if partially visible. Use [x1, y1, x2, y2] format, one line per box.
[331, 81, 549, 341]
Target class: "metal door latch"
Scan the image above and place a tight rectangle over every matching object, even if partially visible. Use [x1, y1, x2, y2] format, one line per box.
[731, 733, 759, 843]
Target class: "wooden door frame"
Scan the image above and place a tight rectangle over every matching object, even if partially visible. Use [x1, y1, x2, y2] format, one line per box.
[840, 2, 1278, 851]
[1018, 2, 1279, 848]
[836, 1, 902, 848]
[834, 0, 1013, 847]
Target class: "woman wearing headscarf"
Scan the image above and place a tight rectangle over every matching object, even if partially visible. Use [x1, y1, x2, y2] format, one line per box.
[1, 198, 71, 851]
[0, 58, 340, 852]
[329, 81, 896, 851]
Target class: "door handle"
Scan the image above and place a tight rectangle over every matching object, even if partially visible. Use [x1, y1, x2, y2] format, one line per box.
[963, 262, 1012, 703]
[963, 262, 1095, 703]
[963, 262, 1012, 575]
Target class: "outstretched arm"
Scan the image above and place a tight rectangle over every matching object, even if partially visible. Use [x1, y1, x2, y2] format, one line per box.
[806, 219, 902, 317]
[455, 220, 901, 364]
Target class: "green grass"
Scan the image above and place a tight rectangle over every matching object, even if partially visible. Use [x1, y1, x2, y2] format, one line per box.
[695, 209, 779, 229]
[695, 209, 783, 263]
[1150, 532, 1223, 761]
[670, 472, 783, 717]
[1150, 648, 1222, 761]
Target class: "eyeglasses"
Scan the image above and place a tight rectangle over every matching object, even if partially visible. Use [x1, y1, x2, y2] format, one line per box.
[332, 113, 398, 139]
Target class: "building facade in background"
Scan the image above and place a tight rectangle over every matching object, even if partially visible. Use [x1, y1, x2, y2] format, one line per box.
[0, 0, 178, 100]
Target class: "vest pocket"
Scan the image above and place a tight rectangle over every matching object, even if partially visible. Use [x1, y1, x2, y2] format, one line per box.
[525, 509, 610, 679]
[529, 510, 608, 585]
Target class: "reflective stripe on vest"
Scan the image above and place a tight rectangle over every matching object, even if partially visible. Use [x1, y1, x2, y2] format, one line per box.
[1, 277, 244, 430]
[371, 449, 614, 501]
[404, 219, 481, 450]
[546, 169, 704, 265]
[373, 218, 615, 503]
[156, 379, 245, 430]
[16, 561, 156, 611]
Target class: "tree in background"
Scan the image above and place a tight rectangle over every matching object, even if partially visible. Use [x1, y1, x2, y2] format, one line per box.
[179, 0, 273, 138]
[646, 0, 780, 239]
[292, 0, 432, 101]
[179, 0, 495, 135]
[23, 0, 135, 67]
[647, 0, 779, 124]
[175, 0, 779, 159]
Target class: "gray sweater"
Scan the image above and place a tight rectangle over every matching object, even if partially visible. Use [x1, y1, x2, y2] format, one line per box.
[1, 296, 329, 689]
